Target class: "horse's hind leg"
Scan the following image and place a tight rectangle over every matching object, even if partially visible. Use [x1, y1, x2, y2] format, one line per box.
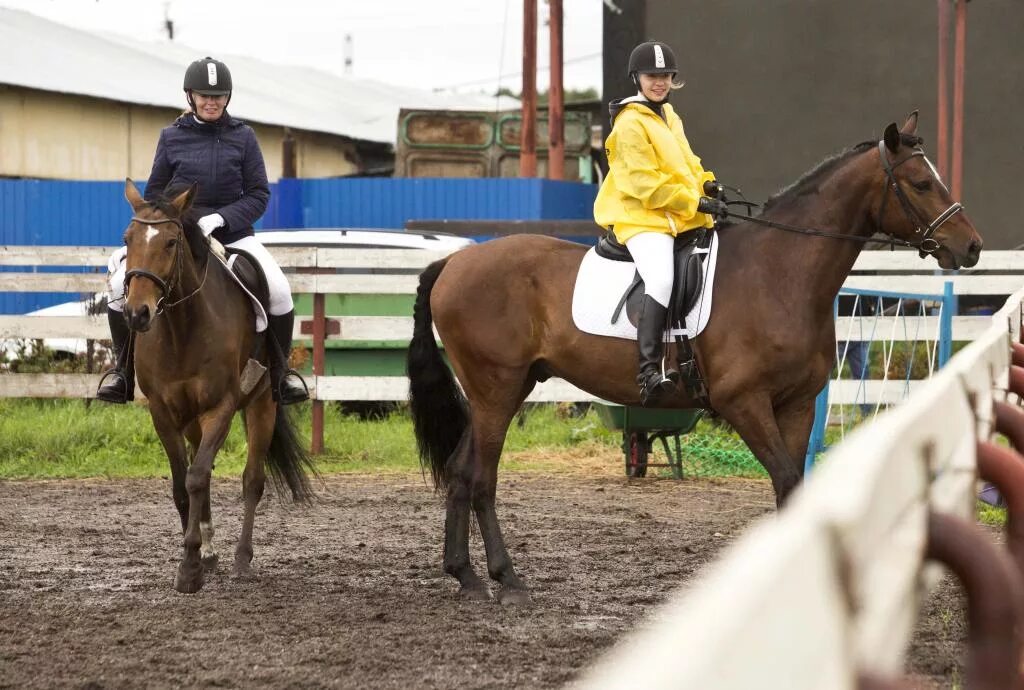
[471, 397, 532, 605]
[443, 429, 490, 599]
[175, 401, 236, 594]
[234, 392, 273, 579]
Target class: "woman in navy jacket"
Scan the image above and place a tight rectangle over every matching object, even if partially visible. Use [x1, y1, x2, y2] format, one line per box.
[97, 57, 308, 405]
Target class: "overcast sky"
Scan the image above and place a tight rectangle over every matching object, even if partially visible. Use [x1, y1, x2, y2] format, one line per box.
[0, 0, 603, 95]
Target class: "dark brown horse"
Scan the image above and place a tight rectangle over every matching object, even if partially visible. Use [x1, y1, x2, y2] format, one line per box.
[121, 180, 313, 593]
[407, 114, 983, 603]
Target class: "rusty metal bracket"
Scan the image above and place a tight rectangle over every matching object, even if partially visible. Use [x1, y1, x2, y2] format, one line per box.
[925, 510, 1024, 690]
[300, 318, 340, 336]
[1012, 341, 1024, 369]
[996, 400, 1024, 454]
[1010, 364, 1024, 400]
[977, 438, 1024, 581]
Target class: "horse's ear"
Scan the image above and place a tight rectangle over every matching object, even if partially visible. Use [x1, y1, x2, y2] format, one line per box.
[883, 122, 901, 154]
[124, 178, 145, 212]
[169, 183, 198, 215]
[900, 110, 919, 136]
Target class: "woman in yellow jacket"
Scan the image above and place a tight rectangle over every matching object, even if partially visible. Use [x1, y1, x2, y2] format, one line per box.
[593, 40, 728, 405]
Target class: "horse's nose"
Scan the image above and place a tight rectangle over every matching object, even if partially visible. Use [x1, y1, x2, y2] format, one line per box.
[126, 304, 151, 332]
[965, 238, 983, 268]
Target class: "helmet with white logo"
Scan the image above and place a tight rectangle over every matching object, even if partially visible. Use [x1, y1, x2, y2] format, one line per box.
[183, 57, 232, 96]
[627, 41, 678, 78]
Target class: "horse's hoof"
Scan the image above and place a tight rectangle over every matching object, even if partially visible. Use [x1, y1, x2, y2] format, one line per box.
[496, 586, 531, 606]
[232, 555, 255, 580]
[174, 562, 204, 594]
[201, 552, 219, 572]
[458, 584, 492, 601]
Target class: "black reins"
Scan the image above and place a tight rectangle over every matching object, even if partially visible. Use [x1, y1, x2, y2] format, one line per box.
[719, 140, 964, 255]
[123, 216, 210, 315]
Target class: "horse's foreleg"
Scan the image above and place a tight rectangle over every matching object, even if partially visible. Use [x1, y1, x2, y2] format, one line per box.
[443, 429, 491, 599]
[775, 394, 820, 478]
[151, 409, 189, 532]
[717, 392, 804, 507]
[234, 391, 273, 579]
[175, 402, 235, 594]
[183, 421, 218, 572]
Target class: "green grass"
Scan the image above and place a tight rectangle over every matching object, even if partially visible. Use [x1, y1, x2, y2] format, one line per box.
[977, 501, 1008, 528]
[0, 400, 628, 480]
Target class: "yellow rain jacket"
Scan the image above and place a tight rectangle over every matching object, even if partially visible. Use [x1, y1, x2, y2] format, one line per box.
[593, 100, 717, 243]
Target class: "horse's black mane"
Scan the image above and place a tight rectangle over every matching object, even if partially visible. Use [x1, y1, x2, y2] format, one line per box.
[149, 190, 208, 262]
[762, 133, 924, 213]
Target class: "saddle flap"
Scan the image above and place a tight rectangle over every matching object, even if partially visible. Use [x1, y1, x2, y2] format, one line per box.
[618, 229, 711, 328]
[225, 248, 271, 314]
[223, 249, 270, 333]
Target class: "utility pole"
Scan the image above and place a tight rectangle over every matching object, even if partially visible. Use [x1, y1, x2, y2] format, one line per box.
[951, 0, 969, 200]
[937, 0, 972, 199]
[548, 0, 565, 180]
[520, 0, 538, 177]
[936, 0, 950, 179]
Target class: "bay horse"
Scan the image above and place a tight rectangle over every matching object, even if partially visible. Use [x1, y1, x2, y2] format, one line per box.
[407, 113, 983, 603]
[121, 180, 313, 594]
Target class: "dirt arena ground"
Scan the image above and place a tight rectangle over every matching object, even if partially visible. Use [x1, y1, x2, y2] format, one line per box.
[0, 457, 968, 689]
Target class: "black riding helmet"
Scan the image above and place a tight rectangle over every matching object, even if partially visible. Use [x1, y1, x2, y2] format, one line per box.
[627, 41, 678, 93]
[627, 41, 678, 77]
[183, 57, 232, 113]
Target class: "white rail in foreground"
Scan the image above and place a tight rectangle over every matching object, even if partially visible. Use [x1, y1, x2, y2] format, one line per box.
[580, 287, 1023, 688]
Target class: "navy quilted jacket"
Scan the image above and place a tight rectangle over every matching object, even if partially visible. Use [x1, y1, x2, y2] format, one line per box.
[144, 112, 270, 245]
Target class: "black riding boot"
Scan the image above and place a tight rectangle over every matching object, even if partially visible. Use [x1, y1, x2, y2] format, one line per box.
[636, 295, 678, 406]
[268, 310, 309, 405]
[95, 307, 134, 404]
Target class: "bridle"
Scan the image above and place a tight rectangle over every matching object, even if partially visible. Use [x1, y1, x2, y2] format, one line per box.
[875, 140, 963, 255]
[722, 140, 964, 255]
[123, 216, 209, 316]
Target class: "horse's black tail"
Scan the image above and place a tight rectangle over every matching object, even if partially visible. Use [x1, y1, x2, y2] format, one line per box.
[407, 258, 467, 491]
[266, 406, 316, 502]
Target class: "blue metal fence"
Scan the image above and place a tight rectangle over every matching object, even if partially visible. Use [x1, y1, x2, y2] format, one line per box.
[0, 177, 598, 314]
[262, 177, 595, 229]
[804, 282, 957, 472]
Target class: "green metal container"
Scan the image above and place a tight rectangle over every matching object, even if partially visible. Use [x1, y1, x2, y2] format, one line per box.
[593, 404, 702, 434]
[292, 293, 415, 376]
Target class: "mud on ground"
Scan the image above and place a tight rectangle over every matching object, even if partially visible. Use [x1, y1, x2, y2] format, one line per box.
[0, 461, 967, 688]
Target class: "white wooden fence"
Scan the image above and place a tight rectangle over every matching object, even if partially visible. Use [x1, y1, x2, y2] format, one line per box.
[2, 246, 1021, 402]
[0, 244, 598, 404]
[581, 286, 1024, 688]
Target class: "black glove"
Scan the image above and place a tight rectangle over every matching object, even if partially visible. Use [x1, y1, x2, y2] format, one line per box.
[703, 180, 724, 199]
[697, 196, 728, 220]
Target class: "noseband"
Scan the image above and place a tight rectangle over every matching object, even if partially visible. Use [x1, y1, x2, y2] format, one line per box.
[123, 216, 208, 315]
[876, 140, 964, 256]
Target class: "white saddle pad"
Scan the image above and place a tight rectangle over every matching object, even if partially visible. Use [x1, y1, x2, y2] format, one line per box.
[571, 232, 719, 341]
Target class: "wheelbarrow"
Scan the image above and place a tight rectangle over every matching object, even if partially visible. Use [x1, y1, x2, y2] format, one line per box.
[593, 404, 703, 478]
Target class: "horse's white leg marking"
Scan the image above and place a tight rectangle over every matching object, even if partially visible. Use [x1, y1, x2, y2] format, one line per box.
[200, 520, 215, 559]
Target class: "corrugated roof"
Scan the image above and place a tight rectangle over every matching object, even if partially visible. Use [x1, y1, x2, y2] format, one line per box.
[0, 7, 519, 144]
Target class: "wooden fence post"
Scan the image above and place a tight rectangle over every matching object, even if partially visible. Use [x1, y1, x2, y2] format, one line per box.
[312, 290, 325, 455]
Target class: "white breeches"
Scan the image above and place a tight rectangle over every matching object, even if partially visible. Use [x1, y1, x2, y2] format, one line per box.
[625, 231, 675, 307]
[107, 235, 294, 316]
